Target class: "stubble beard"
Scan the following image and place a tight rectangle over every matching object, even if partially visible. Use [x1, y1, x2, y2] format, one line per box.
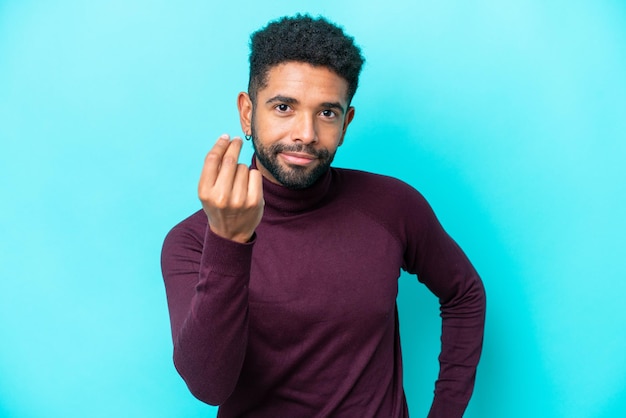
[250, 122, 336, 190]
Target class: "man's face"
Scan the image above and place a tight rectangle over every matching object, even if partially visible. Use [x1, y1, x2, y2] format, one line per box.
[239, 62, 355, 189]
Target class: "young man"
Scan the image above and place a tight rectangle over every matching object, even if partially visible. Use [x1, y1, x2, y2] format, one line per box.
[161, 14, 485, 418]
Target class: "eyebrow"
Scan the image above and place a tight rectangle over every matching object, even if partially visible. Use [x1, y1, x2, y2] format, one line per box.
[266, 95, 298, 105]
[266, 95, 346, 115]
[321, 101, 346, 115]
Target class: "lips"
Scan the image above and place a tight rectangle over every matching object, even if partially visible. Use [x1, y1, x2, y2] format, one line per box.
[279, 151, 317, 166]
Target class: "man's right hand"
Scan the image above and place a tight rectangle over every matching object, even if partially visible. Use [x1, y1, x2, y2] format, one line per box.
[198, 134, 264, 243]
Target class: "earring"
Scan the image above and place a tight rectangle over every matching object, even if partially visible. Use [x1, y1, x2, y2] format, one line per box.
[244, 133, 252, 141]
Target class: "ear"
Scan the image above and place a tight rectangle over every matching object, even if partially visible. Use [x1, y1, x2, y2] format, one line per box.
[237, 92, 253, 136]
[338, 106, 356, 146]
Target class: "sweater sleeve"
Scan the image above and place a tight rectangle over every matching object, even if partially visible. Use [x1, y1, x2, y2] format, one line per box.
[401, 192, 486, 418]
[160, 214, 254, 405]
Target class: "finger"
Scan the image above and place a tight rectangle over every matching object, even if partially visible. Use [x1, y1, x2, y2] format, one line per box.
[199, 134, 231, 189]
[214, 137, 243, 187]
[208, 138, 244, 206]
[230, 164, 249, 206]
[247, 168, 264, 207]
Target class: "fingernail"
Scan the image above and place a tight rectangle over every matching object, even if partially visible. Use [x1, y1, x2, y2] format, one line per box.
[219, 133, 229, 140]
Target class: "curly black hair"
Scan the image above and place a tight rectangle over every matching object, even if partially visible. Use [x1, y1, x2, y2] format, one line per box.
[248, 14, 365, 105]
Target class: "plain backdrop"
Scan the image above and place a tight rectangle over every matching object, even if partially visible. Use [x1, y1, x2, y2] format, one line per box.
[1, 1, 625, 417]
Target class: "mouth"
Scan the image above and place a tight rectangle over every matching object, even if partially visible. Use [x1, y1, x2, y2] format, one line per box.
[279, 151, 318, 166]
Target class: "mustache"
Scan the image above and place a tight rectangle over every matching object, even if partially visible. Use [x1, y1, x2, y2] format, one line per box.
[269, 143, 331, 159]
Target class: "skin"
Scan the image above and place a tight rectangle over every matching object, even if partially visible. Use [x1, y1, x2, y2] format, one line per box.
[198, 62, 355, 243]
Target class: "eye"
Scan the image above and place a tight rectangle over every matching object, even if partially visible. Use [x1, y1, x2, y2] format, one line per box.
[275, 104, 291, 112]
[320, 109, 337, 119]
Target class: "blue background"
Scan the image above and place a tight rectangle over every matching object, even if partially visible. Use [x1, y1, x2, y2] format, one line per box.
[1, 1, 625, 417]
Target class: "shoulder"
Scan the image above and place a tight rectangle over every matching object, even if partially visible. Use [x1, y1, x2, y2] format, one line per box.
[162, 209, 207, 258]
[329, 168, 438, 242]
[331, 167, 431, 211]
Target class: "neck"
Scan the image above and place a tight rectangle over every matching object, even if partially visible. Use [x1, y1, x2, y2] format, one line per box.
[251, 156, 333, 215]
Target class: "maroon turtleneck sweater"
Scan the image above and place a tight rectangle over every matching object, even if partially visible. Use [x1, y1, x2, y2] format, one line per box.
[161, 165, 485, 417]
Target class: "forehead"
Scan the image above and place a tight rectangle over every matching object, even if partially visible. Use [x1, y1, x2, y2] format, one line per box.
[260, 62, 349, 105]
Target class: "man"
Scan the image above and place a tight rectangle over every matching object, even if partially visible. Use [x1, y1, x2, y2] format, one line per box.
[161, 14, 485, 418]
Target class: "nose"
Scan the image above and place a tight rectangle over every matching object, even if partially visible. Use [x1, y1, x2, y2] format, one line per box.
[290, 114, 318, 144]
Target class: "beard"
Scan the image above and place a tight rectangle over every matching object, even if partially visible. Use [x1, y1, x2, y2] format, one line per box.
[251, 125, 336, 190]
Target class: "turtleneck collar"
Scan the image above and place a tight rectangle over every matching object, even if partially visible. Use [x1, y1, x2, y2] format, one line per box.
[251, 155, 333, 215]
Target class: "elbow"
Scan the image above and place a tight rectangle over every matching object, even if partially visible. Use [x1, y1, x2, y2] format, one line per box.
[474, 276, 487, 313]
[466, 276, 486, 313]
[463, 275, 486, 319]
[173, 349, 237, 406]
[186, 382, 230, 407]
[442, 275, 486, 319]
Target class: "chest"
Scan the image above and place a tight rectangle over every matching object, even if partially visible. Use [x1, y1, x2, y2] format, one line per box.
[248, 209, 403, 330]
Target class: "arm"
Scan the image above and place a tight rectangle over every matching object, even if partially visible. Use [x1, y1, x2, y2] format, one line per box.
[403, 192, 486, 417]
[161, 135, 263, 405]
[161, 223, 253, 404]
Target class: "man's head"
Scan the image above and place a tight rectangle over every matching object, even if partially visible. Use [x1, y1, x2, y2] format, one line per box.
[238, 15, 364, 190]
[247, 14, 365, 106]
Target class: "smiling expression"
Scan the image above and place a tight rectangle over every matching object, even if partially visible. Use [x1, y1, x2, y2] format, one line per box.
[238, 62, 355, 189]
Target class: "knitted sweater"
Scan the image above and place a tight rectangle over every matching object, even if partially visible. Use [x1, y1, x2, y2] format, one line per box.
[161, 166, 486, 417]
